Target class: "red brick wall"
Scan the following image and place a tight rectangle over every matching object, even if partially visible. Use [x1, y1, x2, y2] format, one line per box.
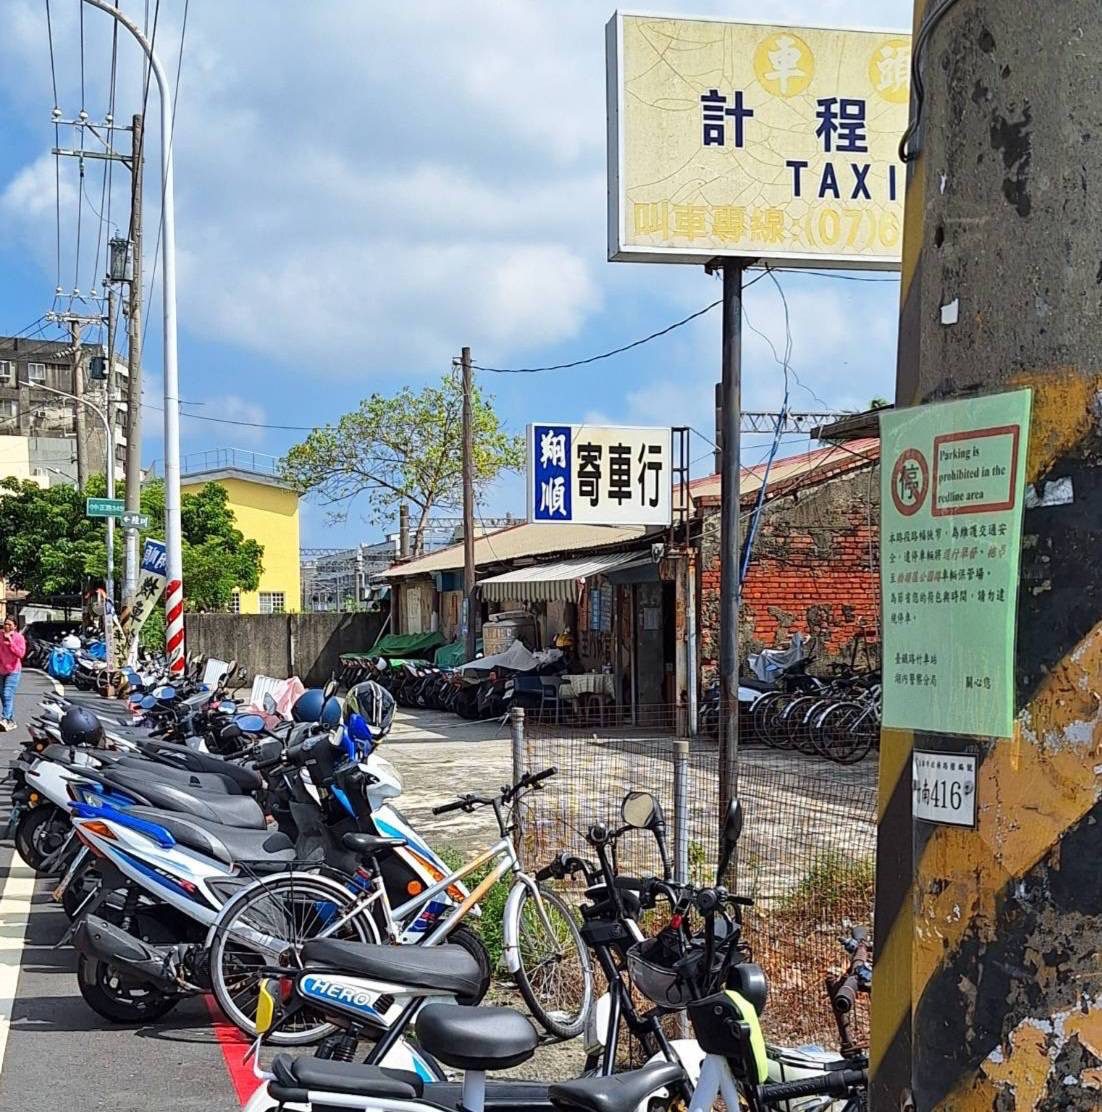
[698, 466, 880, 679]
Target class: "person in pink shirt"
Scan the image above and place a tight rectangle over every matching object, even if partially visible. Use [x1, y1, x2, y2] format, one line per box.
[0, 616, 27, 730]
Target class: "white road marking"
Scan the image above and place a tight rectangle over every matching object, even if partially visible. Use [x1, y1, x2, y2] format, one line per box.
[0, 858, 35, 1077]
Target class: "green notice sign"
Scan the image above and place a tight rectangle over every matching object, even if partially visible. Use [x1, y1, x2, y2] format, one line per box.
[86, 497, 125, 518]
[880, 389, 1032, 738]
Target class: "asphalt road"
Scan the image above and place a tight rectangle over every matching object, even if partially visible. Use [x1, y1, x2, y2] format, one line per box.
[0, 673, 246, 1112]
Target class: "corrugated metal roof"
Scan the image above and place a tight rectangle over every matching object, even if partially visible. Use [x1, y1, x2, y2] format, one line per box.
[380, 522, 649, 580]
[688, 438, 880, 504]
[479, 551, 651, 602]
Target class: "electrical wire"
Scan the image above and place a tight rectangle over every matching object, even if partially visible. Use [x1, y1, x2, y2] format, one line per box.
[900, 0, 965, 163]
[472, 271, 771, 375]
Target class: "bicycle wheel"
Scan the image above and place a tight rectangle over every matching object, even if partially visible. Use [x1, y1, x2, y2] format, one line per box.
[752, 692, 787, 746]
[209, 874, 379, 1045]
[512, 885, 593, 1040]
[818, 702, 871, 764]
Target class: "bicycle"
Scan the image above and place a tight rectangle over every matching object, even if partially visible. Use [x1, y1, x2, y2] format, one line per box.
[210, 766, 594, 1041]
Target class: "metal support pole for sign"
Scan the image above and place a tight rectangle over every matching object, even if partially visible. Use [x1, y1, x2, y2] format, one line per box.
[672, 738, 690, 884]
[717, 262, 743, 817]
[461, 347, 477, 663]
[509, 706, 525, 860]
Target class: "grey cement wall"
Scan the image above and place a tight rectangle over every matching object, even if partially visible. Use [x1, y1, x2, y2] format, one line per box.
[184, 612, 386, 686]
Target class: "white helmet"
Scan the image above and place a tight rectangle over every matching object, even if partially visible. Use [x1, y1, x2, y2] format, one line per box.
[62, 633, 82, 650]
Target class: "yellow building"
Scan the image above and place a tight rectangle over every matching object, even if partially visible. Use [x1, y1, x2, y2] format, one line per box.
[181, 459, 301, 614]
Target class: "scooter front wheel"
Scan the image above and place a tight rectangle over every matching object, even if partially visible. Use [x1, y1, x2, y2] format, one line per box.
[14, 804, 69, 871]
[209, 874, 379, 1045]
[76, 952, 180, 1023]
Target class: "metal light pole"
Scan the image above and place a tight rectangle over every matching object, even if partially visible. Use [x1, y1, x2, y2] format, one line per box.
[83, 0, 184, 673]
[23, 380, 115, 601]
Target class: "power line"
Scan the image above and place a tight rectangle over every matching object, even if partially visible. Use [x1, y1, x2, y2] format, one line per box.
[472, 272, 771, 374]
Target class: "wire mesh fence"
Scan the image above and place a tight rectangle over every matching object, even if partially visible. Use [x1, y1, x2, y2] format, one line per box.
[519, 704, 877, 1050]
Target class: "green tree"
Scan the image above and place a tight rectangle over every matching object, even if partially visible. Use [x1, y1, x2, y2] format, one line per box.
[281, 372, 524, 552]
[0, 476, 263, 611]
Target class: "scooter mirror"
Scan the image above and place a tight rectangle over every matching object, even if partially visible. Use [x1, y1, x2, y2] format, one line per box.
[621, 790, 658, 830]
[262, 693, 278, 714]
[140, 694, 157, 710]
[234, 713, 266, 734]
[323, 678, 339, 698]
[153, 684, 176, 701]
[219, 700, 237, 714]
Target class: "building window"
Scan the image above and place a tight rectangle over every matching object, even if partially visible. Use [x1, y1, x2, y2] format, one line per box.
[0, 361, 12, 385]
[259, 591, 285, 615]
[0, 399, 16, 425]
[27, 362, 47, 385]
[228, 591, 240, 614]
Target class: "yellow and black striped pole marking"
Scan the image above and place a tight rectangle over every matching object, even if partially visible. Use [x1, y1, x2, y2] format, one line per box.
[869, 4, 928, 1107]
[877, 0, 1102, 1107]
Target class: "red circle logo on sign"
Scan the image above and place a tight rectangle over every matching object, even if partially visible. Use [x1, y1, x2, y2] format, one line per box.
[891, 448, 929, 516]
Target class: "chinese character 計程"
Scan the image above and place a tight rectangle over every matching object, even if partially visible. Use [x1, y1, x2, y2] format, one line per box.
[608, 443, 632, 505]
[699, 89, 754, 148]
[539, 429, 567, 470]
[874, 43, 910, 99]
[539, 476, 567, 518]
[815, 98, 868, 153]
[577, 442, 603, 508]
[764, 34, 808, 94]
[636, 443, 663, 508]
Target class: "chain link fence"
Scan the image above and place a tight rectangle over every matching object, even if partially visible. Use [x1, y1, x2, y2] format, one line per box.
[516, 705, 877, 1049]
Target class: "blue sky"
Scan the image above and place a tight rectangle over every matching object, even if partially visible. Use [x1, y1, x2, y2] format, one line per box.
[0, 0, 912, 545]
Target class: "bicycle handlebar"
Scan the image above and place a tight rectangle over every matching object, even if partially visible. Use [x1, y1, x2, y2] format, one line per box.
[433, 767, 558, 816]
[759, 1068, 867, 1105]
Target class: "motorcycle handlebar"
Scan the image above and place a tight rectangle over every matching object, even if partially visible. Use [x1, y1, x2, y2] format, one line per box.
[759, 1068, 867, 1105]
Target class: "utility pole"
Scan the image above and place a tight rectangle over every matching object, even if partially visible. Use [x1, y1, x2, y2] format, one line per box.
[461, 347, 476, 663]
[104, 285, 116, 606]
[123, 111, 144, 610]
[70, 320, 88, 488]
[716, 265, 742, 822]
[871, 4, 1102, 1110]
[398, 503, 410, 560]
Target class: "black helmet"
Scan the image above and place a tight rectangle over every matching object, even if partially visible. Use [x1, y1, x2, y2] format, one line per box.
[343, 680, 395, 738]
[60, 704, 105, 748]
[291, 688, 326, 723]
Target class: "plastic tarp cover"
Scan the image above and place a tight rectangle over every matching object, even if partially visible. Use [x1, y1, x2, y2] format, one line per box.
[460, 642, 563, 675]
[369, 631, 446, 659]
[748, 632, 807, 683]
[434, 639, 482, 668]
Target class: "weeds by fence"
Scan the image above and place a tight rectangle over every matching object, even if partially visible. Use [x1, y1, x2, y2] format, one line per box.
[520, 704, 877, 1049]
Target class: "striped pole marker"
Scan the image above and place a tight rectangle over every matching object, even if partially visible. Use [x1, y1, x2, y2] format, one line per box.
[165, 578, 185, 674]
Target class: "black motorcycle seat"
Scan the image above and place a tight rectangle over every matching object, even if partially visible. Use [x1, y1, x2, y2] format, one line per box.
[101, 769, 266, 829]
[415, 1004, 537, 1072]
[300, 940, 482, 999]
[135, 740, 263, 792]
[549, 1063, 686, 1112]
[270, 1054, 422, 1099]
[125, 807, 294, 865]
[110, 756, 240, 795]
[341, 832, 406, 858]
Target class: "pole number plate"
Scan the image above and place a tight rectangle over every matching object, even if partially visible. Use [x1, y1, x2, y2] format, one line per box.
[913, 751, 977, 827]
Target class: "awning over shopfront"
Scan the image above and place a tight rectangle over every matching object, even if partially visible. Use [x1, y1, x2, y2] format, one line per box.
[478, 551, 652, 603]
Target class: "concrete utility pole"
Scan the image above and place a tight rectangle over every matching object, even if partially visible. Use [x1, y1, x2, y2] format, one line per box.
[461, 347, 477, 662]
[69, 320, 89, 487]
[105, 286, 116, 605]
[717, 264, 742, 819]
[123, 112, 144, 610]
[872, 4, 1102, 1110]
[398, 503, 410, 560]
